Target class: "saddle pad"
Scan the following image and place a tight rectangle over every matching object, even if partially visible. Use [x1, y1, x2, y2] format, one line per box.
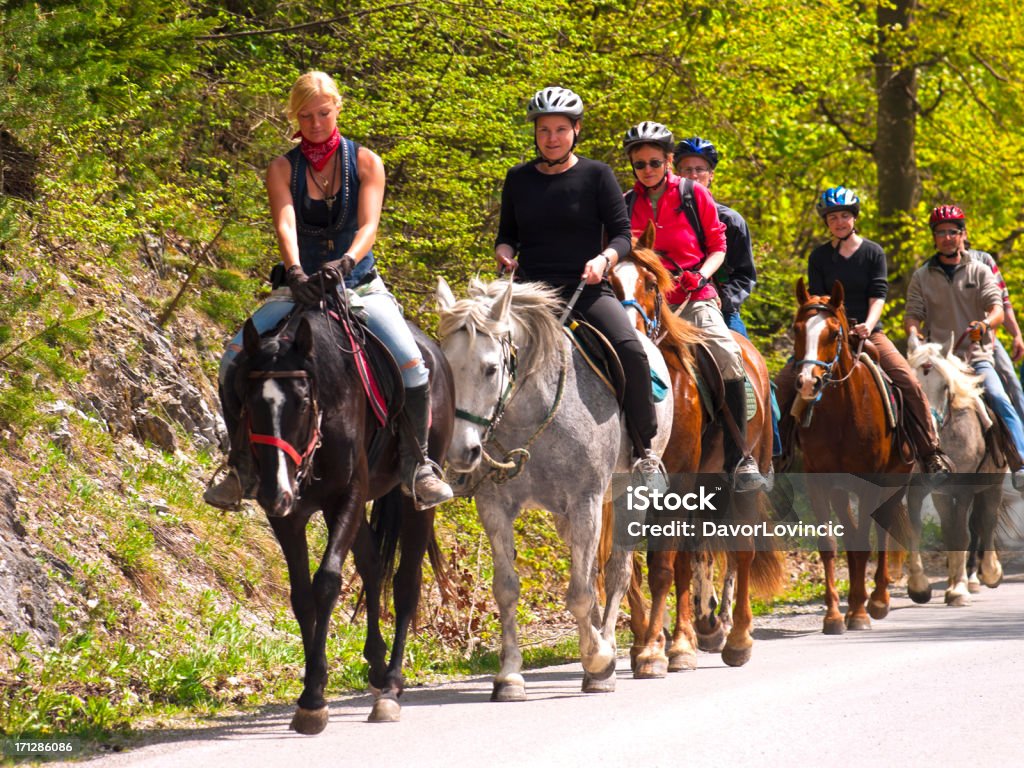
[687, 344, 757, 423]
[858, 352, 897, 430]
[563, 321, 625, 404]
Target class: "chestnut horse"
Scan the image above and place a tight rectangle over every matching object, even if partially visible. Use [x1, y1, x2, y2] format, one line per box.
[789, 278, 913, 633]
[602, 224, 783, 677]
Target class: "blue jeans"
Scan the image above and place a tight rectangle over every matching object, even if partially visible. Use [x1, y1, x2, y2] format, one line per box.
[725, 310, 782, 456]
[974, 360, 1024, 459]
[219, 280, 429, 391]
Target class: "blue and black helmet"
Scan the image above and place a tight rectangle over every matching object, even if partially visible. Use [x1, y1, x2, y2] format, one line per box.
[673, 137, 719, 170]
[816, 186, 861, 219]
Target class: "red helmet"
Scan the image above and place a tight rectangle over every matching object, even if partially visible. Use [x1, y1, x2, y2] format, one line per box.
[929, 205, 965, 230]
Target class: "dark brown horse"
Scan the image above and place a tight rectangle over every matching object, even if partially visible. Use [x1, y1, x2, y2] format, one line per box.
[602, 224, 783, 677]
[788, 278, 912, 633]
[230, 302, 453, 732]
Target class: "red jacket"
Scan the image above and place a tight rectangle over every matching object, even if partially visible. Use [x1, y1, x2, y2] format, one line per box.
[630, 173, 727, 305]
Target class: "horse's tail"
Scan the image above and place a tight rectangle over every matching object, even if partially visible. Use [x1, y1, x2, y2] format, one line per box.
[750, 548, 787, 600]
[750, 493, 787, 599]
[368, 486, 455, 606]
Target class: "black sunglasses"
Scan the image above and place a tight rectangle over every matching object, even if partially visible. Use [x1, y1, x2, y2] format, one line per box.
[632, 159, 665, 171]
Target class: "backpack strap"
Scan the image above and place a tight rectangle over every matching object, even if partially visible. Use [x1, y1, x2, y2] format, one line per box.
[676, 177, 706, 256]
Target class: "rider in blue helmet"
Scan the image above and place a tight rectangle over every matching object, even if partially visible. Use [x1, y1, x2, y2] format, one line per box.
[773, 187, 952, 477]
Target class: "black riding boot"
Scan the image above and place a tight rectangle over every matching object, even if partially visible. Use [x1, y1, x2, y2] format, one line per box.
[203, 366, 256, 509]
[723, 379, 765, 492]
[400, 384, 454, 510]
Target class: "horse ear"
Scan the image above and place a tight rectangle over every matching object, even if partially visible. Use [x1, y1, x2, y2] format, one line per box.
[436, 277, 456, 311]
[640, 220, 656, 250]
[796, 277, 809, 305]
[243, 318, 260, 357]
[907, 332, 920, 355]
[295, 317, 314, 356]
[488, 276, 514, 324]
[944, 331, 956, 359]
[829, 280, 845, 309]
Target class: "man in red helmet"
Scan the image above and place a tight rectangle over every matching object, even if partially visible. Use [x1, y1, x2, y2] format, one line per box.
[905, 205, 1024, 490]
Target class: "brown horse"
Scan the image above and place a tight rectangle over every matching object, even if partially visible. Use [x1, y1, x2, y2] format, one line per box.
[788, 278, 913, 633]
[602, 223, 783, 677]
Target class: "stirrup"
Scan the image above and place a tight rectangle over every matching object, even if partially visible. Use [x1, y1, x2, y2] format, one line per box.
[922, 452, 953, 477]
[732, 456, 768, 493]
[203, 464, 244, 510]
[406, 458, 454, 510]
[631, 450, 668, 494]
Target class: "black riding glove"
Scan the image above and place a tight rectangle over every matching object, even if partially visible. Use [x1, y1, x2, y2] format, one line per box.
[286, 265, 323, 306]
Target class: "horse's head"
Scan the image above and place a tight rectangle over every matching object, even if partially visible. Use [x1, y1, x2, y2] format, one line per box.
[792, 278, 851, 401]
[437, 277, 518, 473]
[907, 332, 984, 422]
[242, 314, 322, 518]
[613, 221, 665, 339]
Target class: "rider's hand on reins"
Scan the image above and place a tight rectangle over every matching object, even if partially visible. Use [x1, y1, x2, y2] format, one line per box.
[286, 264, 324, 306]
[496, 253, 519, 276]
[678, 269, 708, 295]
[582, 254, 609, 285]
[967, 320, 990, 344]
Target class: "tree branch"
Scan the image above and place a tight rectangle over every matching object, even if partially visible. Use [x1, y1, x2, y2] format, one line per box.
[817, 97, 875, 154]
[0, 311, 103, 366]
[945, 59, 1003, 126]
[197, 3, 422, 40]
[157, 219, 230, 328]
[970, 48, 1010, 83]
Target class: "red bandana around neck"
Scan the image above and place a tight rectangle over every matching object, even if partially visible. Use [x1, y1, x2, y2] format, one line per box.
[295, 127, 341, 172]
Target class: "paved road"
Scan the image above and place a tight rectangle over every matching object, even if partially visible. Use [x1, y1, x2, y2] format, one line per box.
[85, 575, 1024, 768]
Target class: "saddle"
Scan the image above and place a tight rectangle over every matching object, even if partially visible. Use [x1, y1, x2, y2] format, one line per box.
[563, 320, 669, 404]
[857, 353, 898, 430]
[687, 342, 757, 424]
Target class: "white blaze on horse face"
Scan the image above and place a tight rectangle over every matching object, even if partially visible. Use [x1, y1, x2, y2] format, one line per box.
[616, 261, 644, 331]
[260, 379, 293, 492]
[442, 330, 505, 472]
[796, 314, 828, 397]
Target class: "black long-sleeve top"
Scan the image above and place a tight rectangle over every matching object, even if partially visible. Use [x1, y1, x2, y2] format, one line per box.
[807, 238, 888, 330]
[495, 157, 632, 286]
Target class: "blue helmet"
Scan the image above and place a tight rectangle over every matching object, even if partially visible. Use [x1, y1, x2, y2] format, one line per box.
[816, 186, 860, 219]
[673, 137, 719, 170]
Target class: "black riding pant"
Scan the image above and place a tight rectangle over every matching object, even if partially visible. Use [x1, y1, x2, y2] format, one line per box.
[559, 282, 658, 454]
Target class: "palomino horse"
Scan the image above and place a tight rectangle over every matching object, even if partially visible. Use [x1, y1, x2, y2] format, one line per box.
[606, 227, 783, 677]
[229, 302, 453, 732]
[905, 337, 1005, 605]
[790, 278, 912, 633]
[436, 276, 673, 698]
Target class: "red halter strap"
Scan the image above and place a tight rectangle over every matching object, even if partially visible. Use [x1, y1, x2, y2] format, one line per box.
[247, 370, 321, 468]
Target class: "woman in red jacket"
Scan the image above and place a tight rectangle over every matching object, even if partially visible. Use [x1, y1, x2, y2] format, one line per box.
[623, 121, 763, 490]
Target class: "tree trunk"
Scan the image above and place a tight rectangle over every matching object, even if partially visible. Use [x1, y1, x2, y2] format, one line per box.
[873, 0, 920, 304]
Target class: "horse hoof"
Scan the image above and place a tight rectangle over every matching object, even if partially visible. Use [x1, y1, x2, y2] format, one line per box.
[668, 652, 698, 672]
[981, 569, 1003, 589]
[867, 600, 889, 620]
[368, 695, 400, 722]
[945, 591, 969, 607]
[491, 675, 526, 702]
[696, 625, 727, 653]
[967, 577, 982, 594]
[721, 645, 752, 668]
[629, 645, 644, 674]
[582, 661, 616, 693]
[290, 706, 329, 735]
[823, 617, 846, 635]
[634, 656, 669, 679]
[908, 588, 933, 604]
[845, 615, 871, 631]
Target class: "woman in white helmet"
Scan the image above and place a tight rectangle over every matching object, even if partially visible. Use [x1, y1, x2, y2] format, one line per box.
[493, 86, 665, 485]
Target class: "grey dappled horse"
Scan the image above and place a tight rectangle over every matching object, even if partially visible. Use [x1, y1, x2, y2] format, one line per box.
[906, 336, 1005, 606]
[436, 276, 673, 699]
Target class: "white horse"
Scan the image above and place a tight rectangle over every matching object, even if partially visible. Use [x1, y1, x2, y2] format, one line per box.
[906, 336, 1005, 606]
[436, 276, 673, 699]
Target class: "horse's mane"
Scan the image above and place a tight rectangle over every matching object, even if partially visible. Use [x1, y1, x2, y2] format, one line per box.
[907, 341, 984, 410]
[622, 245, 702, 365]
[437, 277, 565, 376]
